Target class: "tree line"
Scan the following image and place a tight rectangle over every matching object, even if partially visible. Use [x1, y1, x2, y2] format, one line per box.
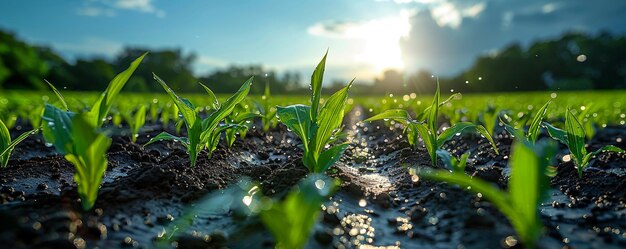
[0, 30, 303, 94]
[372, 31, 626, 94]
[1, 29, 625, 94]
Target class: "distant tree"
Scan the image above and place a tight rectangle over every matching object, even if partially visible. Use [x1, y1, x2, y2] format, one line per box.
[114, 48, 198, 92]
[372, 69, 405, 94]
[69, 59, 116, 91]
[0, 30, 49, 90]
[406, 70, 437, 94]
[37, 47, 76, 88]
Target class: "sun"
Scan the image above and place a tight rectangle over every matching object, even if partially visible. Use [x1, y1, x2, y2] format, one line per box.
[353, 11, 413, 74]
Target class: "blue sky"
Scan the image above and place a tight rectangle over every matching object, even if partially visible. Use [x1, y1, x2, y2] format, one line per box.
[1, 0, 625, 82]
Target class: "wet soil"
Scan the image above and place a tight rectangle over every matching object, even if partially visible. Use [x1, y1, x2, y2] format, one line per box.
[0, 109, 625, 249]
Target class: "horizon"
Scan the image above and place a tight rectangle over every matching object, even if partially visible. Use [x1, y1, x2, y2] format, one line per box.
[1, 0, 626, 84]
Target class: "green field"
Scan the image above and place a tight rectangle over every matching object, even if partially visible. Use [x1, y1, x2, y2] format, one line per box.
[2, 89, 625, 129]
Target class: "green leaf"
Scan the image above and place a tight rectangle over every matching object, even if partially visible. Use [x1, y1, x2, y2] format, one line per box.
[0, 126, 38, 168]
[412, 122, 437, 165]
[458, 152, 469, 172]
[153, 73, 197, 129]
[421, 169, 515, 223]
[565, 108, 587, 168]
[527, 100, 551, 143]
[309, 51, 327, 122]
[316, 143, 349, 173]
[42, 104, 75, 155]
[0, 119, 11, 167]
[510, 140, 555, 245]
[232, 112, 260, 123]
[436, 122, 477, 148]
[419, 93, 460, 121]
[264, 81, 271, 100]
[363, 109, 411, 125]
[44, 79, 69, 111]
[198, 82, 221, 110]
[131, 105, 147, 143]
[206, 123, 245, 155]
[201, 77, 253, 141]
[436, 123, 499, 154]
[436, 149, 454, 171]
[145, 132, 190, 148]
[427, 79, 440, 134]
[225, 123, 249, 148]
[508, 142, 540, 245]
[260, 174, 337, 249]
[64, 113, 112, 211]
[481, 108, 500, 135]
[583, 145, 625, 167]
[404, 122, 420, 148]
[424, 140, 555, 248]
[474, 125, 500, 155]
[276, 105, 312, 152]
[543, 122, 568, 146]
[501, 117, 525, 140]
[312, 80, 353, 158]
[89, 52, 146, 127]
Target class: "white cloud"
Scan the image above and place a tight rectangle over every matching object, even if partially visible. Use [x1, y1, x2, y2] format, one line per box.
[53, 38, 123, 58]
[400, 0, 626, 75]
[76, 0, 165, 18]
[76, 6, 116, 17]
[114, 0, 165, 17]
[430, 2, 485, 28]
[541, 3, 562, 14]
[464, 2, 486, 17]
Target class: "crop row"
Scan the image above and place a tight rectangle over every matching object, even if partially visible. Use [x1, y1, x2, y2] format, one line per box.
[1, 52, 625, 248]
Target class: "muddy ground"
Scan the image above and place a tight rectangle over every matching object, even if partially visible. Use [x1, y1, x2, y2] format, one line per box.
[1, 107, 625, 249]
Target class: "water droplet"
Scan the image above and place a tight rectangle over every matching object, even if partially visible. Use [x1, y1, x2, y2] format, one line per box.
[358, 199, 367, 207]
[504, 236, 518, 247]
[562, 154, 571, 162]
[411, 175, 419, 183]
[428, 216, 439, 225]
[315, 180, 325, 190]
[242, 195, 253, 206]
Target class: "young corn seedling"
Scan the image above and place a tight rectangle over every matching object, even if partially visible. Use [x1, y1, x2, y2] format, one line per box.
[145, 74, 252, 167]
[436, 150, 470, 174]
[2, 115, 17, 130]
[43, 52, 147, 128]
[480, 106, 501, 136]
[501, 100, 551, 144]
[153, 174, 337, 249]
[544, 108, 624, 177]
[64, 113, 111, 211]
[365, 80, 498, 167]
[422, 140, 556, 249]
[256, 81, 277, 132]
[40, 53, 145, 210]
[225, 104, 259, 148]
[111, 110, 123, 127]
[1, 119, 39, 168]
[260, 174, 338, 249]
[123, 105, 147, 143]
[576, 103, 596, 140]
[276, 52, 353, 173]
